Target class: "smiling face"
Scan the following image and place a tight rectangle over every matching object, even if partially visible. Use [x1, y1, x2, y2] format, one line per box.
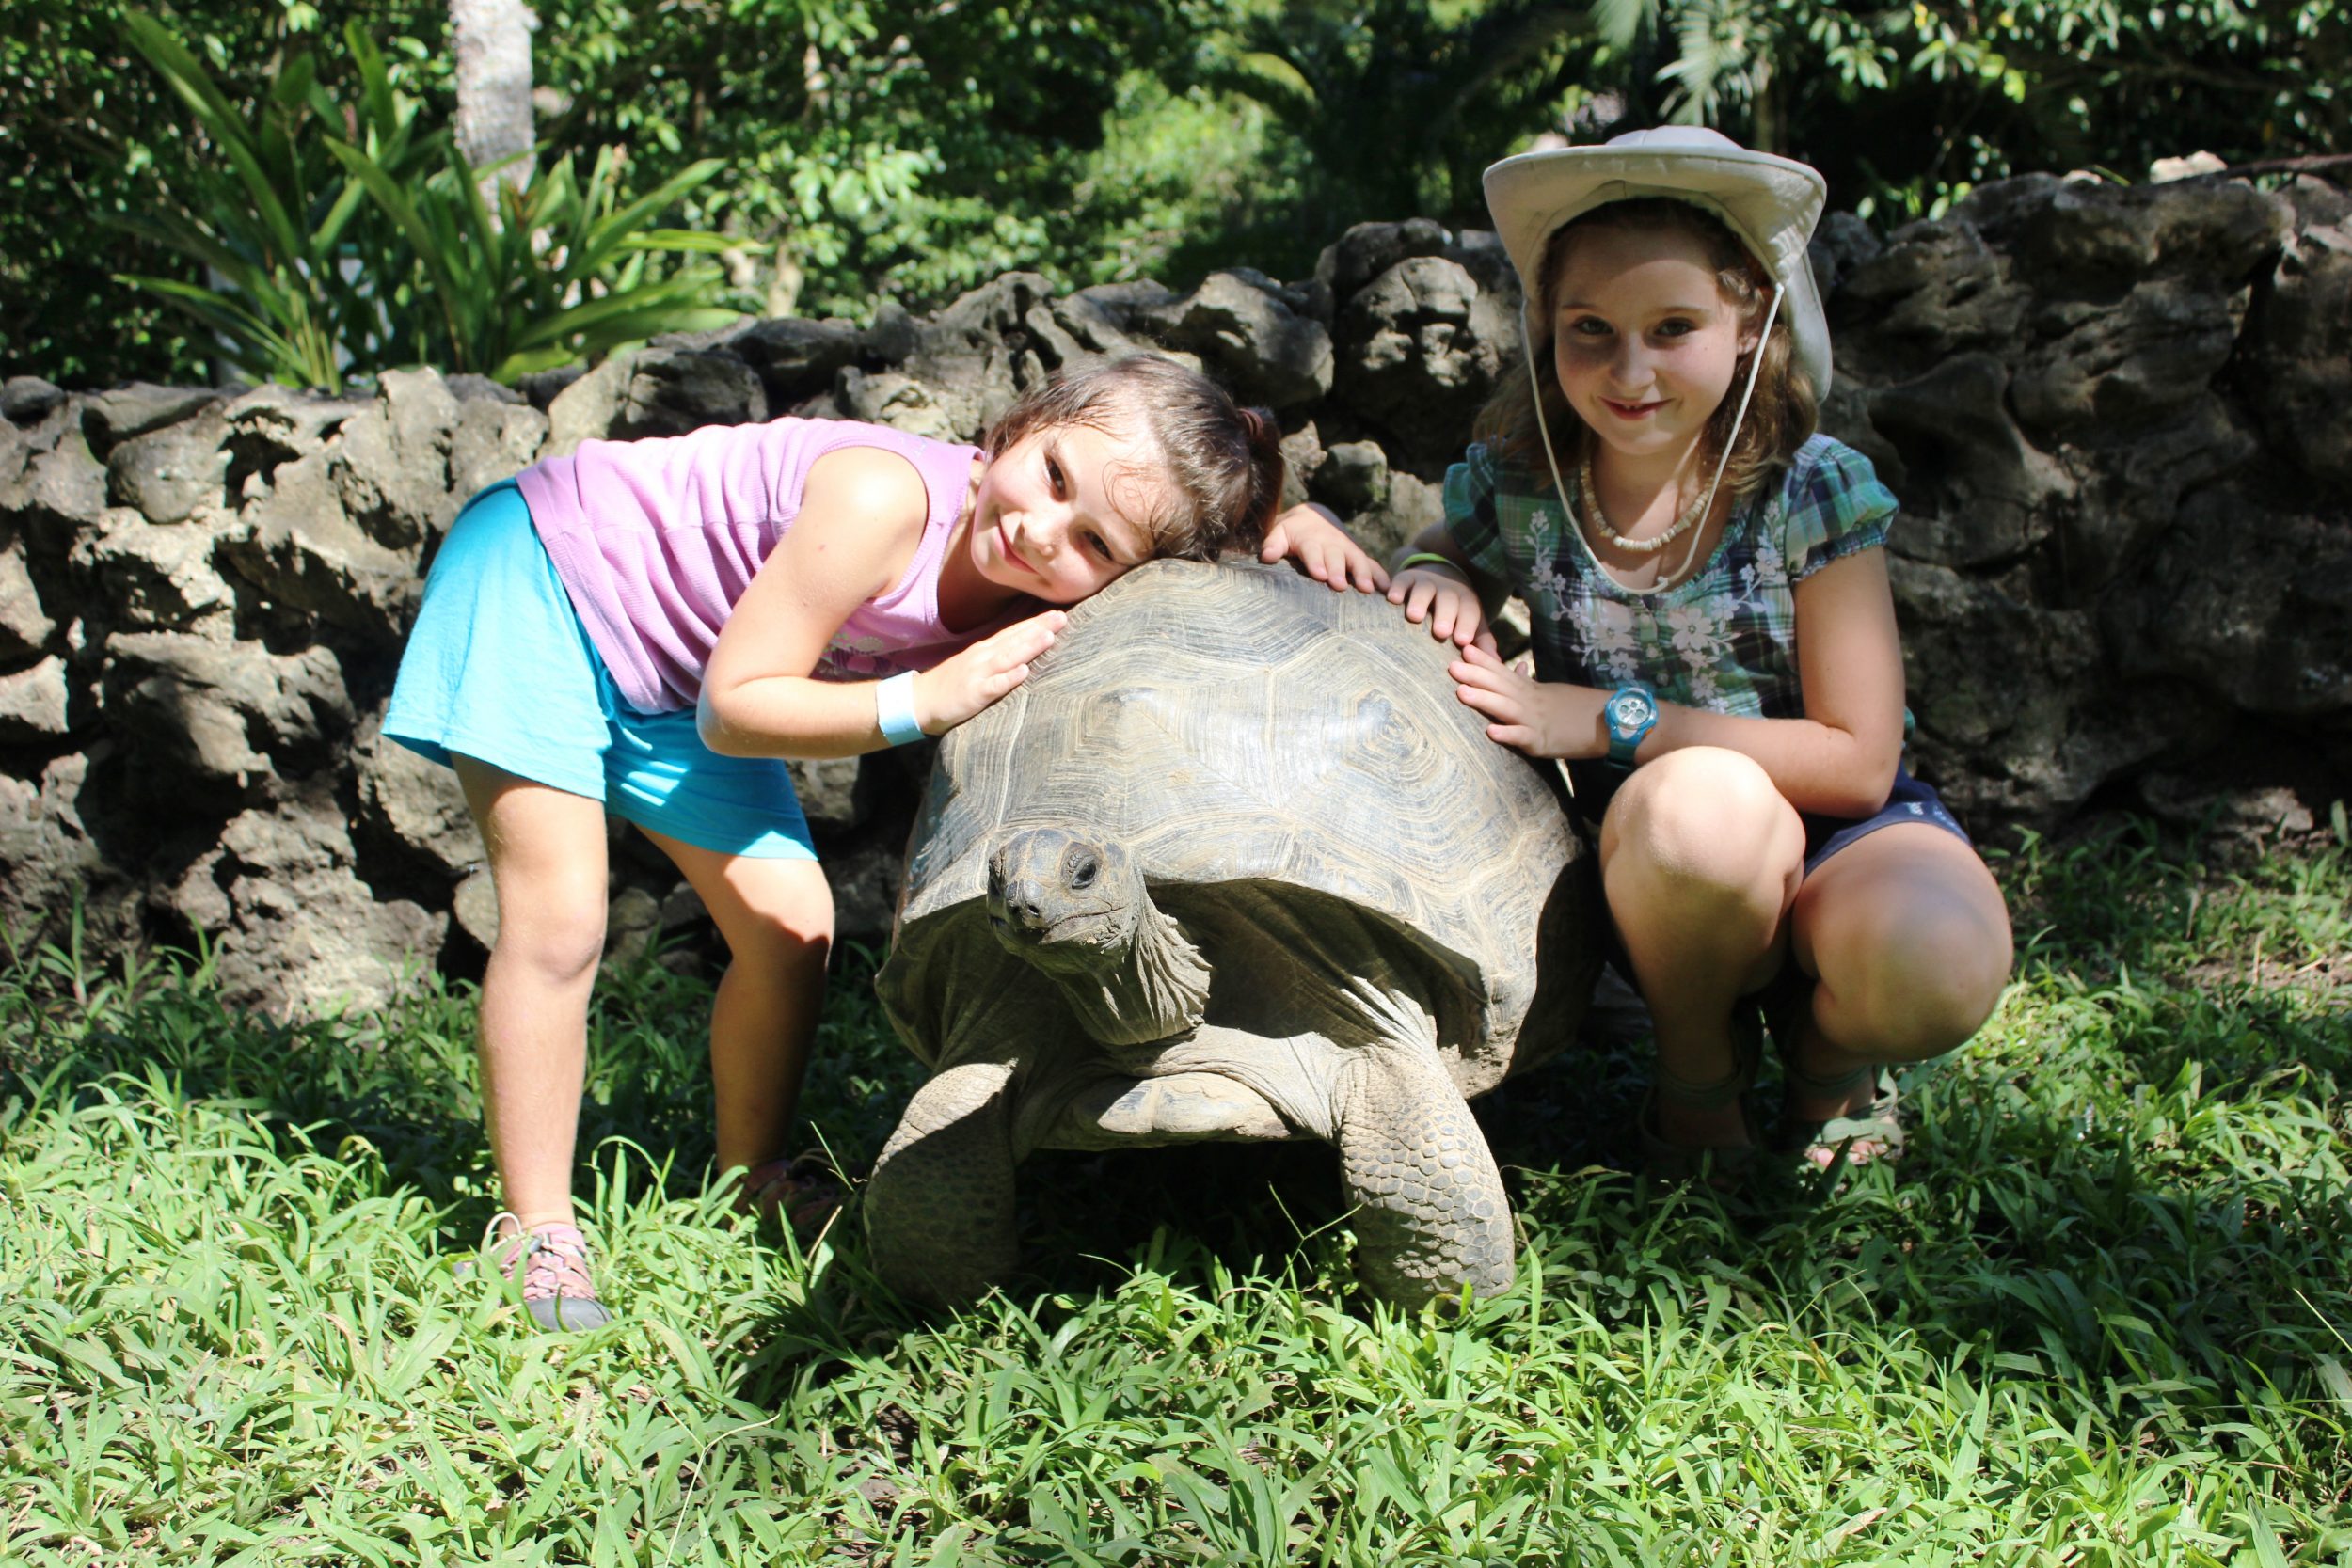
[1547, 222, 1755, 472]
[964, 417, 1172, 606]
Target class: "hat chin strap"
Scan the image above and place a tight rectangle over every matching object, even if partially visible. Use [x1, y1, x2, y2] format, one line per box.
[1526, 282, 1784, 549]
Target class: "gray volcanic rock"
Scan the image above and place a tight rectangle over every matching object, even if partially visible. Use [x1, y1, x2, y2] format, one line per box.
[2242, 178, 2352, 489]
[1333, 248, 1516, 471]
[172, 787, 448, 1017]
[4, 169, 2344, 1015]
[546, 347, 769, 456]
[0, 546, 56, 657]
[108, 401, 231, 525]
[1136, 268, 1334, 412]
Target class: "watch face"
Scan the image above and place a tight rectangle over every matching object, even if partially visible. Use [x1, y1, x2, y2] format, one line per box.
[1608, 690, 1656, 733]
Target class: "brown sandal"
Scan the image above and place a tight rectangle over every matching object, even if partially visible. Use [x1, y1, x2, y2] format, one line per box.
[740, 1150, 850, 1240]
[1634, 1006, 1763, 1187]
[1776, 1063, 1905, 1168]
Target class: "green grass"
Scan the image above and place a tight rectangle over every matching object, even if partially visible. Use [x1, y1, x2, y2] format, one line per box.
[4, 816, 2349, 1565]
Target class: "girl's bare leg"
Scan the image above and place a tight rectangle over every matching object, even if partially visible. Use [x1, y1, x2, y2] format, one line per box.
[1783, 823, 2013, 1161]
[1600, 747, 1808, 1153]
[454, 757, 613, 1229]
[635, 829, 834, 1180]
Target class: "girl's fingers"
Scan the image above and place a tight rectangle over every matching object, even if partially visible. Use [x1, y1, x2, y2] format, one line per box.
[1486, 723, 1534, 752]
[993, 615, 1062, 662]
[1456, 642, 1504, 672]
[1451, 681, 1519, 722]
[991, 611, 1063, 655]
[1448, 658, 1508, 693]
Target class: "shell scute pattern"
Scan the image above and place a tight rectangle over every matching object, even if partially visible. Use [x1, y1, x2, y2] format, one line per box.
[870, 560, 1603, 1307]
[899, 561, 1573, 955]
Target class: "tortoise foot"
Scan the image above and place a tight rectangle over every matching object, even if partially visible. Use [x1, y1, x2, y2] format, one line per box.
[1335, 1047, 1517, 1306]
[866, 1060, 1021, 1307]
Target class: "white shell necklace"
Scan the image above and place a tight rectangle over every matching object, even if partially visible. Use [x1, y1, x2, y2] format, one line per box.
[1577, 449, 1709, 556]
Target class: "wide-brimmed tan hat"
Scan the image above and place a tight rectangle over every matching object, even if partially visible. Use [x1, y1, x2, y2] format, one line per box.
[1483, 126, 1832, 395]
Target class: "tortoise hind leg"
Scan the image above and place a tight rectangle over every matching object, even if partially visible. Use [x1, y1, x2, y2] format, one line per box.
[866, 1059, 1020, 1307]
[1332, 1043, 1516, 1305]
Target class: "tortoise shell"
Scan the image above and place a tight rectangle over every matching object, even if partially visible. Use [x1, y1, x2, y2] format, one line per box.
[881, 559, 1595, 1093]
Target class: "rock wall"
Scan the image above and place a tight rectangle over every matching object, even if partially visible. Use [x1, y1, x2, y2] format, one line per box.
[3, 171, 2344, 1015]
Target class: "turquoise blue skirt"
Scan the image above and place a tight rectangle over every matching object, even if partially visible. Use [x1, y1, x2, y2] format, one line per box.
[383, 483, 816, 860]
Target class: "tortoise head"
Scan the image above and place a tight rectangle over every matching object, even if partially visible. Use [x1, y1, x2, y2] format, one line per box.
[986, 828, 1145, 976]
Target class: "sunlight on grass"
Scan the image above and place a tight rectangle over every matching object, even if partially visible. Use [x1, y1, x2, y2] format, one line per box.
[3, 820, 2347, 1564]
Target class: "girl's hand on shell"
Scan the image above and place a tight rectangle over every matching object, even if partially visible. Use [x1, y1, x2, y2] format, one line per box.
[1387, 565, 1496, 653]
[1260, 503, 1390, 593]
[1448, 644, 1603, 758]
[914, 610, 1067, 733]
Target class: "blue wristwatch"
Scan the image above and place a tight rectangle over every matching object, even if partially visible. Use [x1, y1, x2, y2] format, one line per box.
[1602, 682, 1659, 768]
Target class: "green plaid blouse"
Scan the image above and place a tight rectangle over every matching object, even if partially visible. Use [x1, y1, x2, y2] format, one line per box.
[1442, 434, 1898, 721]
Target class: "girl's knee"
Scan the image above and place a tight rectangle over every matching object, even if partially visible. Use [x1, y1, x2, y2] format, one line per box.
[1830, 893, 2011, 1054]
[1607, 747, 1802, 894]
[723, 860, 835, 958]
[492, 893, 609, 983]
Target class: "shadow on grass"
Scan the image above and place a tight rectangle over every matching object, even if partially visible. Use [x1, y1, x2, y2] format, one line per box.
[7, 817, 2346, 1421]
[753, 816, 2352, 1419]
[0, 929, 920, 1246]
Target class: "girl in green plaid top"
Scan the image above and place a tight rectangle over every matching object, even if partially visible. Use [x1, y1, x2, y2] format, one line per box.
[1386, 130, 2012, 1177]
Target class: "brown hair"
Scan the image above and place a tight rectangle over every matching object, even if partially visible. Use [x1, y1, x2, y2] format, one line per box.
[981, 355, 1286, 562]
[1473, 198, 1817, 508]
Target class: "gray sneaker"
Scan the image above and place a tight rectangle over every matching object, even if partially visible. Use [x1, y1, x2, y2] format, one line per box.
[473, 1213, 612, 1331]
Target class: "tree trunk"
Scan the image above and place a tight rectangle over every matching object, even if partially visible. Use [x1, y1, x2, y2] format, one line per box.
[451, 0, 535, 193]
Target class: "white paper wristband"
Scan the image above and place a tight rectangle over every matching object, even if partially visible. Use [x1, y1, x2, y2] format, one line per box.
[873, 671, 927, 746]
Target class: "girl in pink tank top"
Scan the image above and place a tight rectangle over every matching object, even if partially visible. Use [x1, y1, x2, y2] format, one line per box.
[390, 354, 1387, 1330]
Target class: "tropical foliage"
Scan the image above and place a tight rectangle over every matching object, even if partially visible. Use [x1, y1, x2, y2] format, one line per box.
[1600, 0, 2352, 219]
[3, 0, 2344, 387]
[112, 11, 741, 391]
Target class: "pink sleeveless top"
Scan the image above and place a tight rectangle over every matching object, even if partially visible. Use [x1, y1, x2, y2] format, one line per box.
[516, 418, 990, 713]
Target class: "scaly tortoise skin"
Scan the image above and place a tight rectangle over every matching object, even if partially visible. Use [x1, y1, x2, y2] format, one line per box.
[866, 559, 1601, 1306]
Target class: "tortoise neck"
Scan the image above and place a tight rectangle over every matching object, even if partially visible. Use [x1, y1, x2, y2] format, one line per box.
[1055, 901, 1211, 1046]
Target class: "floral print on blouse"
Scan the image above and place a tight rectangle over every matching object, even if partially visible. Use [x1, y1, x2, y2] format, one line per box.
[1441, 433, 1898, 721]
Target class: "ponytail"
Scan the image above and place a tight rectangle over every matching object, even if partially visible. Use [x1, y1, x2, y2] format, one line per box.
[1233, 405, 1288, 552]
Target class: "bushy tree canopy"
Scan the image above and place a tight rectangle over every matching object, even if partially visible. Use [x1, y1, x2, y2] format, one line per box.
[5, 0, 2341, 388]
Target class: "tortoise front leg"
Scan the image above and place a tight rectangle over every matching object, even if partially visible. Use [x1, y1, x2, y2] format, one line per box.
[1332, 1043, 1516, 1305]
[866, 1058, 1020, 1307]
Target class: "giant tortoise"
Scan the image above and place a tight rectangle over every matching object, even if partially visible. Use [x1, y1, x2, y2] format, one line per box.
[866, 559, 1601, 1306]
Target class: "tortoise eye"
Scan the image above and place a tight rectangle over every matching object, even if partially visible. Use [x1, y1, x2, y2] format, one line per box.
[1067, 852, 1098, 890]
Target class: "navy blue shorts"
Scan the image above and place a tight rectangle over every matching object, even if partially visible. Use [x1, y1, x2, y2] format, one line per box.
[1799, 767, 1971, 873]
[1571, 761, 1975, 996]
[1565, 759, 1971, 871]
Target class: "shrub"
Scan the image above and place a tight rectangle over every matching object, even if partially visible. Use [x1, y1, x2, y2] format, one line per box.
[114, 11, 741, 390]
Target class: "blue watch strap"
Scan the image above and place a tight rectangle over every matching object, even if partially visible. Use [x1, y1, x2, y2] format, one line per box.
[1603, 682, 1658, 768]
